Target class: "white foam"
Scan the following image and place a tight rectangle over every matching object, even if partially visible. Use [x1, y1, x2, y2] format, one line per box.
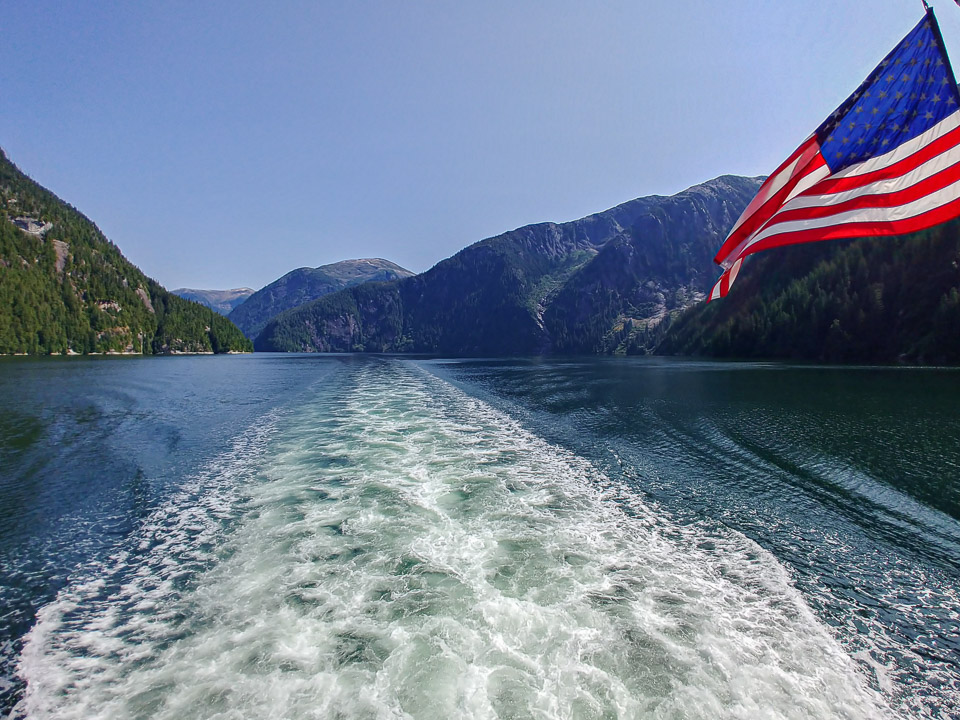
[16, 362, 893, 719]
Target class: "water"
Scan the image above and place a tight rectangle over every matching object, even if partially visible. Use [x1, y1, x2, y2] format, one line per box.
[0, 355, 957, 718]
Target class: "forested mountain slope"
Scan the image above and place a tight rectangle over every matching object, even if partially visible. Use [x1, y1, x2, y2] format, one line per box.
[656, 221, 960, 364]
[0, 149, 251, 354]
[228, 258, 413, 339]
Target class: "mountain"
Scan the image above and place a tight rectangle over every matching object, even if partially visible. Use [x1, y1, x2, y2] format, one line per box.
[228, 258, 414, 339]
[254, 176, 764, 354]
[0, 149, 252, 354]
[172, 287, 255, 315]
[655, 220, 960, 364]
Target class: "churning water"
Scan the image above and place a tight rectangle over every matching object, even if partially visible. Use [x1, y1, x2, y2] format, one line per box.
[1, 355, 957, 718]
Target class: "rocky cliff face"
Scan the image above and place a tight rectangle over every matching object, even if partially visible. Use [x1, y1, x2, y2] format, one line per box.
[255, 175, 763, 354]
[544, 176, 761, 352]
[228, 258, 413, 339]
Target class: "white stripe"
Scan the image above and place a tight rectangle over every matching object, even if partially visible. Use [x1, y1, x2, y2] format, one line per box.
[786, 145, 960, 211]
[777, 163, 832, 207]
[759, 146, 807, 198]
[830, 110, 960, 179]
[728, 258, 743, 288]
[710, 281, 722, 301]
[726, 135, 816, 237]
[720, 164, 831, 268]
[741, 174, 960, 251]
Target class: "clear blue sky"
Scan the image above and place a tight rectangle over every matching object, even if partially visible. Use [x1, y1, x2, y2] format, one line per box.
[4, 1, 960, 290]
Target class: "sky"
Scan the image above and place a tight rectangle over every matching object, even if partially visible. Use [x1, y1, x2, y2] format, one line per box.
[4, 0, 960, 291]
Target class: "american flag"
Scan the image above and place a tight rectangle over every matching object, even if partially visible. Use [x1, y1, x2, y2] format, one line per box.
[711, 8, 960, 301]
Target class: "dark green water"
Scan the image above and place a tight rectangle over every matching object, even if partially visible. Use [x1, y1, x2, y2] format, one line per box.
[0, 355, 957, 718]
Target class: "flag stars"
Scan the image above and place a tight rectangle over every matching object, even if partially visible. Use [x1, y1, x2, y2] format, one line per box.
[814, 26, 952, 172]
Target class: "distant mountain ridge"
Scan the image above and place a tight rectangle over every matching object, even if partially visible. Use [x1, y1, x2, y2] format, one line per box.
[0, 148, 251, 354]
[172, 287, 255, 315]
[228, 258, 413, 339]
[255, 176, 764, 354]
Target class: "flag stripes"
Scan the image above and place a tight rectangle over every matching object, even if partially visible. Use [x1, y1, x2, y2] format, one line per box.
[739, 116, 960, 255]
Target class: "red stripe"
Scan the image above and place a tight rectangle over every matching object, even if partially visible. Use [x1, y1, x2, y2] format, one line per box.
[706, 269, 729, 303]
[740, 194, 960, 257]
[760, 157, 960, 226]
[809, 123, 960, 196]
[714, 138, 823, 265]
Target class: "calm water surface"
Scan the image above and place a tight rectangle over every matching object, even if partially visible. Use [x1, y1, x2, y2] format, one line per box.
[0, 354, 957, 719]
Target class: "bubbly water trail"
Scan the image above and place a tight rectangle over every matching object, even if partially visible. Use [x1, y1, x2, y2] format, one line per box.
[16, 360, 890, 719]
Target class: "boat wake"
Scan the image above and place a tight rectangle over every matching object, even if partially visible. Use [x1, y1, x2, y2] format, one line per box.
[14, 360, 890, 719]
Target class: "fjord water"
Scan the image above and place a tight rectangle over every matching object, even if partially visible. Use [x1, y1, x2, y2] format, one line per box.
[0, 356, 957, 718]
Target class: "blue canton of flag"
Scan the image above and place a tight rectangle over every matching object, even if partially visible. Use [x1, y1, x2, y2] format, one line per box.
[818, 16, 960, 172]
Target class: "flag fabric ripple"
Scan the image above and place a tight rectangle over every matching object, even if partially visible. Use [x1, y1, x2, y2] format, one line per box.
[710, 9, 960, 301]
